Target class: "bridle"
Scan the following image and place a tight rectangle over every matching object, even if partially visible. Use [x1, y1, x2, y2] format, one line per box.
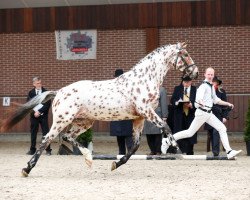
[174, 50, 197, 78]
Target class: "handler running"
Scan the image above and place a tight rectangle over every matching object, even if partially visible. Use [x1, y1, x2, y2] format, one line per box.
[161, 67, 242, 159]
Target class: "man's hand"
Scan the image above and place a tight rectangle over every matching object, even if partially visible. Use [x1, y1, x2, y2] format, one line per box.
[227, 102, 234, 109]
[34, 111, 41, 118]
[222, 118, 227, 123]
[184, 102, 192, 108]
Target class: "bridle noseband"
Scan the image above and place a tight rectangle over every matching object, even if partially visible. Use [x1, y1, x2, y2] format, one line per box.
[174, 50, 196, 77]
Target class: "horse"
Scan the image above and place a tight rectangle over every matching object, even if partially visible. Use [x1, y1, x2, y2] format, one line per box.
[1, 42, 198, 177]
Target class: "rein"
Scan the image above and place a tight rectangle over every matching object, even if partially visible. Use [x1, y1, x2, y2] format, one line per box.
[183, 93, 213, 109]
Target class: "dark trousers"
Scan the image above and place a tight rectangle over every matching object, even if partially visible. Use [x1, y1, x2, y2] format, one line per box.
[177, 113, 194, 155]
[146, 134, 162, 154]
[178, 139, 194, 155]
[116, 136, 133, 155]
[30, 116, 51, 152]
[207, 128, 220, 156]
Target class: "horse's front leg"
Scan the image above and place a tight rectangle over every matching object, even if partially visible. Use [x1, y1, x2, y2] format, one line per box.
[144, 107, 180, 153]
[111, 117, 144, 171]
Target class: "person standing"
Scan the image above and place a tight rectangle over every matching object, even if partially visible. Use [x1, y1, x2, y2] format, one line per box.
[162, 67, 241, 159]
[204, 76, 229, 156]
[110, 69, 133, 155]
[26, 77, 52, 155]
[143, 86, 168, 155]
[171, 76, 197, 155]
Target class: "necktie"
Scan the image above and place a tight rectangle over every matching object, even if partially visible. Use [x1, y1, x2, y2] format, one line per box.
[36, 90, 40, 95]
[183, 87, 189, 116]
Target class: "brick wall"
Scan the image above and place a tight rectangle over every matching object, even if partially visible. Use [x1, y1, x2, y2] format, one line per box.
[0, 30, 146, 96]
[160, 26, 250, 94]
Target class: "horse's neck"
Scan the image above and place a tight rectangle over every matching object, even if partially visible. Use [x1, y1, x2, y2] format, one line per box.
[133, 45, 175, 86]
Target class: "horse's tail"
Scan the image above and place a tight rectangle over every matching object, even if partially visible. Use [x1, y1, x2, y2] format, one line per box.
[1, 91, 57, 132]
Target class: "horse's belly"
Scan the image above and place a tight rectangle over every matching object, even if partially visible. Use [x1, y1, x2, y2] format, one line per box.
[85, 103, 137, 121]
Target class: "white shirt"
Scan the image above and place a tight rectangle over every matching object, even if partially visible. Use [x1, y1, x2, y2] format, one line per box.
[36, 89, 41, 95]
[195, 79, 221, 109]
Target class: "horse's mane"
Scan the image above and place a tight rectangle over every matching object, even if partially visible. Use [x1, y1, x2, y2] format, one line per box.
[134, 44, 173, 68]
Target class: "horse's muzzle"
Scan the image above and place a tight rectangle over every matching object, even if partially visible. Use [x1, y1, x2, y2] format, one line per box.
[191, 66, 199, 79]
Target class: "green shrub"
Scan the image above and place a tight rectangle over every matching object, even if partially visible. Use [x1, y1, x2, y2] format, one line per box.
[244, 99, 250, 142]
[76, 128, 93, 144]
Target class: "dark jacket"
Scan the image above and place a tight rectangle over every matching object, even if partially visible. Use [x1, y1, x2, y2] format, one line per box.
[171, 84, 197, 144]
[204, 88, 228, 130]
[27, 87, 51, 117]
[110, 120, 133, 137]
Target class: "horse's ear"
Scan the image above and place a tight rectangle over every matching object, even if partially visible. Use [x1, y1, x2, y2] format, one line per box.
[177, 42, 181, 49]
[181, 42, 187, 49]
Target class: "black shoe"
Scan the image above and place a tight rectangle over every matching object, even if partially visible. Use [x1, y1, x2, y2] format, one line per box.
[46, 151, 52, 156]
[26, 150, 35, 155]
[167, 146, 178, 154]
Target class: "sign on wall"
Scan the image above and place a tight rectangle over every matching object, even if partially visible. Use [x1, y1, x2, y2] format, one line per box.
[55, 30, 97, 60]
[3, 97, 10, 106]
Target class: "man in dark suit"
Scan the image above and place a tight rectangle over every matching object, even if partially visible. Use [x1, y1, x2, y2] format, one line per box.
[170, 76, 197, 155]
[26, 77, 52, 155]
[110, 69, 133, 155]
[204, 76, 229, 156]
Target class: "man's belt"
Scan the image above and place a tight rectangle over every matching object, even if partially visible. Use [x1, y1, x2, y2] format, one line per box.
[198, 107, 211, 113]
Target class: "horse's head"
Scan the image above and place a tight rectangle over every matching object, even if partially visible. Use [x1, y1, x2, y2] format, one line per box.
[173, 42, 199, 79]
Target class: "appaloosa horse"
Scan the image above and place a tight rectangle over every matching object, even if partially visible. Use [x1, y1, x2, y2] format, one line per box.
[1, 42, 198, 177]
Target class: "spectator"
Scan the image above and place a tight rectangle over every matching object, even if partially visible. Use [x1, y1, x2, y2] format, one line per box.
[110, 69, 133, 155]
[204, 76, 229, 156]
[26, 77, 52, 155]
[143, 86, 168, 155]
[171, 76, 197, 155]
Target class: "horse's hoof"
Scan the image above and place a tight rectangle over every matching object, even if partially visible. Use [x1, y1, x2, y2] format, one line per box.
[111, 161, 117, 171]
[21, 168, 29, 177]
[85, 159, 93, 168]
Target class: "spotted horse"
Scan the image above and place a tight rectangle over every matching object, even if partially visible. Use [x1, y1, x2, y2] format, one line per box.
[1, 42, 198, 177]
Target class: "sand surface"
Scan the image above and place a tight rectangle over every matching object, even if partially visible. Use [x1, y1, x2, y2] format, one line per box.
[0, 134, 249, 200]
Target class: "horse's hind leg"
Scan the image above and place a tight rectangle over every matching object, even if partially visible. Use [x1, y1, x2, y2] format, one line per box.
[62, 122, 94, 167]
[22, 123, 64, 177]
[62, 133, 93, 167]
[111, 117, 144, 171]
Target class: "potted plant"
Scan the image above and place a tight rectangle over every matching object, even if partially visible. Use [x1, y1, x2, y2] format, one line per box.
[73, 128, 93, 155]
[244, 99, 250, 156]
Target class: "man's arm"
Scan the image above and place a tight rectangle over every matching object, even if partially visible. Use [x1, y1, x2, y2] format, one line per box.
[216, 99, 234, 109]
